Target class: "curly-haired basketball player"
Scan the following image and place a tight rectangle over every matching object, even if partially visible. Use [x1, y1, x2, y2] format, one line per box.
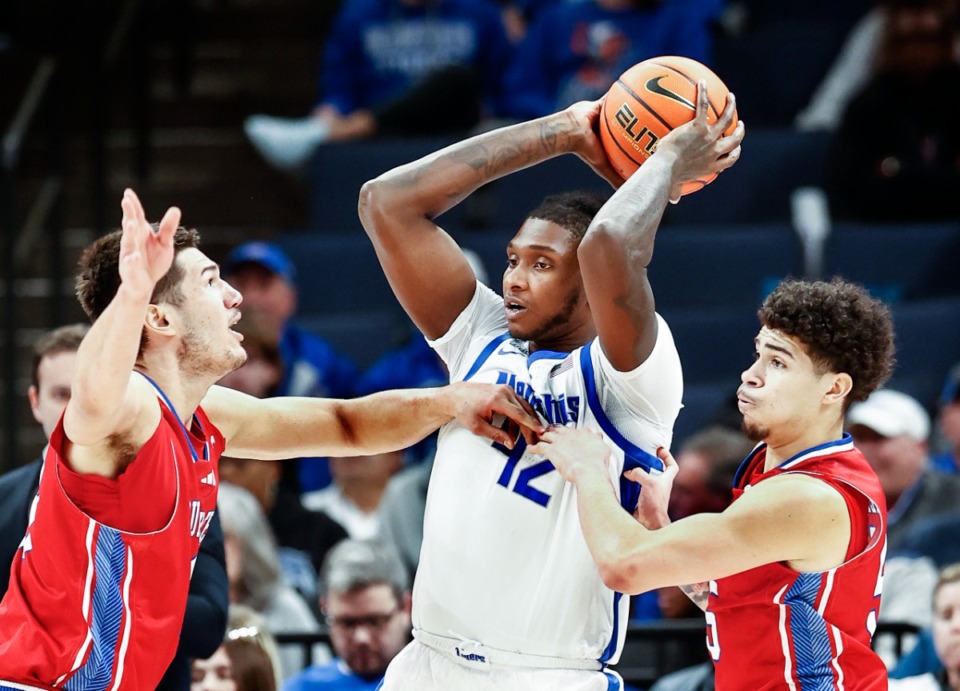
[0, 190, 541, 691]
[535, 278, 895, 690]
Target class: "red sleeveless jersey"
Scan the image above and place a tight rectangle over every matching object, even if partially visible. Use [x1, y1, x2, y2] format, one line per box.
[707, 435, 888, 691]
[0, 385, 223, 690]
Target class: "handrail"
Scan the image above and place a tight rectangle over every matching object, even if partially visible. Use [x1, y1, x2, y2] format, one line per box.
[1, 57, 56, 172]
[1, 54, 60, 471]
[274, 619, 921, 685]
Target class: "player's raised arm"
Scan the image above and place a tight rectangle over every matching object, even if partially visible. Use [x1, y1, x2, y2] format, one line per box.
[63, 190, 179, 468]
[579, 83, 743, 371]
[202, 381, 543, 461]
[358, 105, 621, 341]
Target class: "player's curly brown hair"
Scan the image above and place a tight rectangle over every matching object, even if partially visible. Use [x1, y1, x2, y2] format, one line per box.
[75, 225, 200, 322]
[758, 278, 895, 409]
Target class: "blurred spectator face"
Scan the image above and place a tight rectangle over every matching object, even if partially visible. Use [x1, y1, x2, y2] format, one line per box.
[849, 425, 927, 503]
[940, 400, 960, 451]
[191, 646, 236, 691]
[669, 450, 711, 519]
[882, 3, 955, 76]
[219, 458, 281, 512]
[657, 586, 700, 619]
[324, 583, 411, 680]
[932, 578, 960, 672]
[218, 309, 284, 397]
[29, 349, 77, 440]
[227, 265, 296, 336]
[329, 452, 403, 490]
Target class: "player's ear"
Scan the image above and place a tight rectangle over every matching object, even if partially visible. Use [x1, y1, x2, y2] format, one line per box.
[824, 372, 853, 407]
[144, 303, 173, 336]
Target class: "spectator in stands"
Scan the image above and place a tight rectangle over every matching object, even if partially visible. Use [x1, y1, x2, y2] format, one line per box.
[218, 313, 349, 607]
[847, 389, 960, 552]
[282, 540, 412, 691]
[244, 0, 514, 173]
[889, 563, 960, 690]
[827, 0, 960, 220]
[219, 453, 348, 613]
[932, 363, 960, 474]
[223, 241, 359, 493]
[667, 425, 754, 521]
[302, 449, 404, 541]
[502, 0, 723, 120]
[192, 604, 283, 691]
[218, 310, 284, 398]
[0, 324, 229, 691]
[796, 0, 960, 131]
[218, 482, 322, 680]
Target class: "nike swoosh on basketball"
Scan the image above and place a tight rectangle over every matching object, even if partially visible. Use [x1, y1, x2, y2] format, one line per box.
[644, 76, 695, 110]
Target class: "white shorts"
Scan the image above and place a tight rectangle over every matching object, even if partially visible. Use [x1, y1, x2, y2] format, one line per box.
[379, 640, 624, 691]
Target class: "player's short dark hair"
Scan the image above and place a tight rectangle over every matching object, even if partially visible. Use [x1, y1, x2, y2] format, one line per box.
[75, 225, 200, 323]
[31, 323, 89, 389]
[526, 191, 609, 243]
[758, 278, 895, 409]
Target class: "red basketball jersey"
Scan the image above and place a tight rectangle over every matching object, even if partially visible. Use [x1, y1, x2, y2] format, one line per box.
[0, 383, 223, 690]
[707, 435, 888, 691]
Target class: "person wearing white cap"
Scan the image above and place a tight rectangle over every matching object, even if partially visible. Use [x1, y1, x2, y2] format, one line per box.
[847, 388, 960, 552]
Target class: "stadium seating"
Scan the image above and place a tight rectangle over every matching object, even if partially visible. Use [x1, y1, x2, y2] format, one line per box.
[823, 222, 960, 303]
[661, 129, 833, 224]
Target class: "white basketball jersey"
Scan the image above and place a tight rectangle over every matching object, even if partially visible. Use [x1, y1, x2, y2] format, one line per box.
[413, 283, 683, 665]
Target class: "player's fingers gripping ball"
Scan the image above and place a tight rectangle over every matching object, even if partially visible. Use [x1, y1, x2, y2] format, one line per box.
[599, 55, 738, 196]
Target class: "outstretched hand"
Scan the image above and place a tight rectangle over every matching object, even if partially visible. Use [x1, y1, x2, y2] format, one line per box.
[565, 99, 625, 190]
[448, 382, 544, 449]
[118, 189, 182, 299]
[623, 446, 678, 530]
[527, 425, 611, 484]
[657, 81, 745, 201]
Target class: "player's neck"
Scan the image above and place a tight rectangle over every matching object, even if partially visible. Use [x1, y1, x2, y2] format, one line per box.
[135, 355, 217, 425]
[762, 419, 845, 471]
[529, 325, 596, 354]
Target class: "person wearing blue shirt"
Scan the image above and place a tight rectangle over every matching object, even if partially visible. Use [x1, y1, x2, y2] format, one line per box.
[245, 0, 514, 171]
[932, 363, 960, 474]
[223, 242, 359, 492]
[503, 0, 723, 120]
[283, 540, 412, 691]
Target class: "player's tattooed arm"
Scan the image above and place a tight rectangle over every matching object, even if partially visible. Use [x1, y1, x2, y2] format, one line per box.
[679, 582, 711, 612]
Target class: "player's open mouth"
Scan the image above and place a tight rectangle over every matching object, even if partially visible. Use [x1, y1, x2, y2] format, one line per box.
[505, 301, 525, 317]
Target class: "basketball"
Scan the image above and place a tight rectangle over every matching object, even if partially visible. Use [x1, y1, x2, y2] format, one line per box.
[599, 56, 738, 196]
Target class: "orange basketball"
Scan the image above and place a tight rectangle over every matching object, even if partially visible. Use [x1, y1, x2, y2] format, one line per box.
[599, 56, 737, 196]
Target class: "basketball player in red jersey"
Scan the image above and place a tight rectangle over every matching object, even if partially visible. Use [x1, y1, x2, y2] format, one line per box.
[0, 189, 541, 691]
[534, 278, 895, 690]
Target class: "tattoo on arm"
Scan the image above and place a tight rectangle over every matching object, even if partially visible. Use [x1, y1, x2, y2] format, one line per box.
[679, 582, 711, 612]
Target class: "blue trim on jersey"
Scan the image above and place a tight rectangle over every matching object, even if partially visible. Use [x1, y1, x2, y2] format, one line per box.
[780, 433, 854, 469]
[733, 434, 855, 488]
[599, 592, 623, 663]
[527, 348, 569, 365]
[732, 443, 764, 489]
[462, 333, 511, 383]
[64, 527, 126, 691]
[578, 343, 663, 491]
[785, 572, 835, 689]
[604, 670, 623, 690]
[137, 372, 207, 462]
[579, 342, 662, 666]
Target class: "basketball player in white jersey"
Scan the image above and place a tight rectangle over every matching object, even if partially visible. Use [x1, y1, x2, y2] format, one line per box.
[359, 85, 744, 690]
